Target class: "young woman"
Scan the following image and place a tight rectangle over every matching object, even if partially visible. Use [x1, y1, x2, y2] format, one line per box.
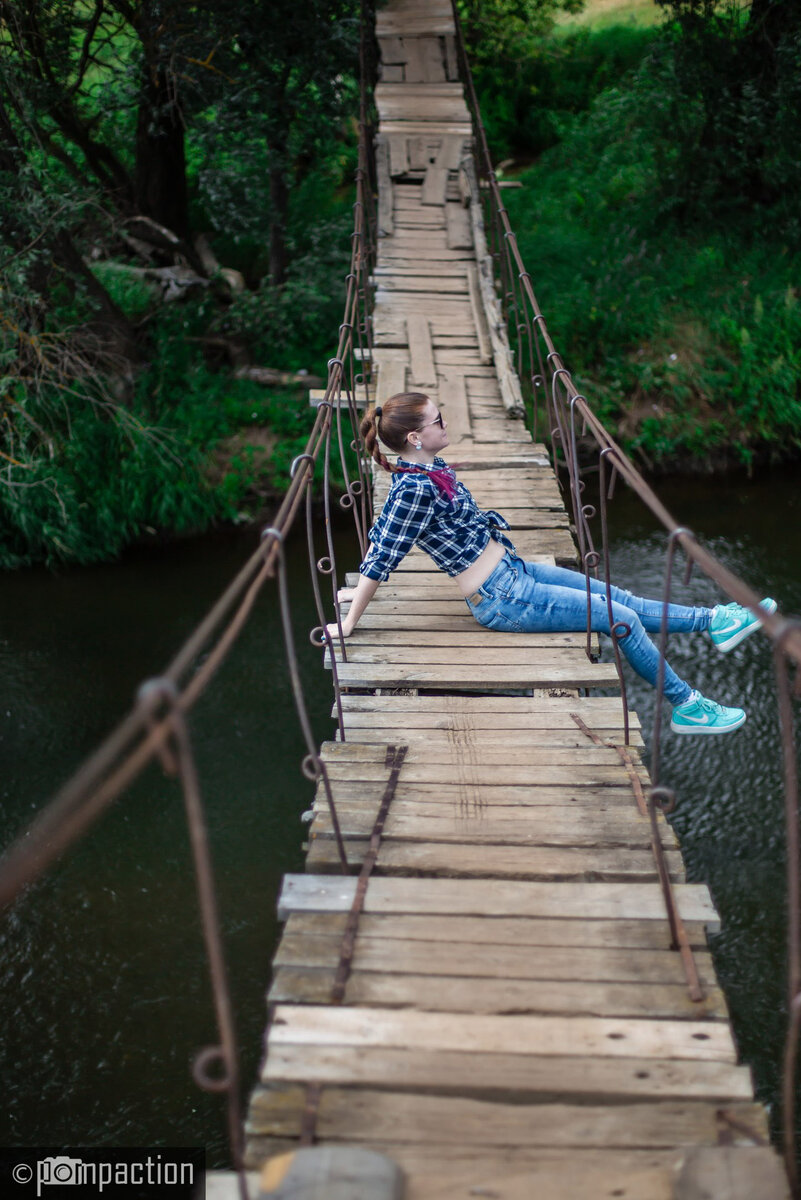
[326, 391, 775, 734]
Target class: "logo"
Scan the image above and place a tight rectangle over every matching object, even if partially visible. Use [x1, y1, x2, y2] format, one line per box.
[2, 1148, 204, 1199]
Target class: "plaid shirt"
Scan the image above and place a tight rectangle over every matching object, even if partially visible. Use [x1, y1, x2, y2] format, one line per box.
[359, 457, 515, 582]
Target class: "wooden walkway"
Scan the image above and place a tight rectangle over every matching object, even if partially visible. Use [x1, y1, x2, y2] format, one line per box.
[243, 2, 789, 1196]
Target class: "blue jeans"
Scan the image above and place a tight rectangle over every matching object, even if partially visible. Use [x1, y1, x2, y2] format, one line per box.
[465, 554, 713, 707]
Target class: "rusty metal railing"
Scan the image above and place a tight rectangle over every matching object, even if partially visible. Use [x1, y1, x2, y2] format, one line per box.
[451, 1, 801, 1188]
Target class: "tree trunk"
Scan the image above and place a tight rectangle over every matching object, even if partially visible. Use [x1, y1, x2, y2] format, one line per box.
[269, 161, 289, 287]
[134, 63, 190, 241]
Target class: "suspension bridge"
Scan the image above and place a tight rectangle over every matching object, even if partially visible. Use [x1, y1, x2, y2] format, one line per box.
[240, 2, 791, 1197]
[2, 1, 800, 1198]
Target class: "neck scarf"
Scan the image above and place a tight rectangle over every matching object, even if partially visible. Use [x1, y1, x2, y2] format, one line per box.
[395, 461, 458, 502]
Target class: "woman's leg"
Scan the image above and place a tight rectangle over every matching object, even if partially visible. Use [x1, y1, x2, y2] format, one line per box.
[467, 555, 694, 705]
[521, 559, 713, 635]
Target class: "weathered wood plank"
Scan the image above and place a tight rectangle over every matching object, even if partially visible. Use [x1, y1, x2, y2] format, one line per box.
[281, 911, 705, 951]
[445, 200, 473, 249]
[406, 314, 437, 387]
[277, 875, 719, 926]
[269, 1005, 737, 1062]
[305, 838, 684, 883]
[437, 368, 470, 441]
[274, 934, 708, 985]
[268, 967, 728, 1020]
[308, 809, 677, 851]
[248, 1087, 768, 1149]
[331, 661, 622, 690]
[375, 137, 393, 236]
[263, 1044, 751, 1102]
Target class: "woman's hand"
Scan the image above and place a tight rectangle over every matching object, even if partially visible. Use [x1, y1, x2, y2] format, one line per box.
[337, 587, 356, 602]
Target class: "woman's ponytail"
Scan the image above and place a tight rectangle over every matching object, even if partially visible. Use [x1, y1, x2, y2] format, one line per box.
[361, 392, 430, 470]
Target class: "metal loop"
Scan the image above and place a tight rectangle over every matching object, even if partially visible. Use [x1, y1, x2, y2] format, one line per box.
[302, 754, 321, 781]
[136, 678, 180, 776]
[191, 1045, 231, 1094]
[339, 493, 355, 510]
[582, 504, 596, 520]
[260, 525, 284, 545]
[583, 550, 601, 571]
[316, 556, 333, 575]
[349, 481, 363, 497]
[309, 626, 328, 649]
[610, 619, 632, 642]
[290, 453, 314, 479]
[650, 785, 677, 815]
[136, 677, 179, 708]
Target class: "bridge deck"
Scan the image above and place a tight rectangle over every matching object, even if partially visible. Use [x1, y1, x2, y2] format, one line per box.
[243, 2, 788, 1196]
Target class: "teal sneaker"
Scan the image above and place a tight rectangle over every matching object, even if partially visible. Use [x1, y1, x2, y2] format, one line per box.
[709, 597, 777, 653]
[671, 691, 746, 735]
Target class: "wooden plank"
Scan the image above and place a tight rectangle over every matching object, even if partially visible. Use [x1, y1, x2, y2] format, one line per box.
[421, 163, 448, 206]
[387, 133, 409, 177]
[402, 37, 446, 84]
[406, 313, 437, 387]
[446, 200, 473, 249]
[276, 875, 720, 926]
[377, 95, 471, 123]
[269, 1005, 737, 1063]
[304, 839, 684, 883]
[337, 694, 636, 719]
[376, 358, 407, 403]
[308, 809, 676, 851]
[378, 35, 408, 65]
[319, 741, 636, 765]
[438, 133, 466, 170]
[381, 120, 473, 136]
[375, 137, 393, 237]
[315, 782, 642, 811]
[377, 275, 467, 293]
[467, 262, 492, 362]
[317, 759, 643, 785]
[249, 1088, 769, 1149]
[438, 369, 470, 441]
[282, 910, 706, 951]
[379, 63, 404, 81]
[268, 968, 728, 1020]
[330, 662, 622, 690]
[275, 935, 706, 985]
[263, 1044, 752, 1103]
[444, 33, 459, 81]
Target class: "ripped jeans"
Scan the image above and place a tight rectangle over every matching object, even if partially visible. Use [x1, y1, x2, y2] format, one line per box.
[465, 554, 713, 707]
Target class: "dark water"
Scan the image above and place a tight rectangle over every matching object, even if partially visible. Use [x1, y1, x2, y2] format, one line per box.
[595, 463, 801, 1135]
[1, 466, 800, 1161]
[0, 527, 343, 1163]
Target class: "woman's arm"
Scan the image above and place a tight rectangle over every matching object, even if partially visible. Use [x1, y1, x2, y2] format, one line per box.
[325, 572, 380, 640]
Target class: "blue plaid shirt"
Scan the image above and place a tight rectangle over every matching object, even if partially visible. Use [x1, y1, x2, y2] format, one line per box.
[359, 457, 515, 582]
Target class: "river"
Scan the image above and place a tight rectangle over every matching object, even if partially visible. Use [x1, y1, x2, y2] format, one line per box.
[1, 465, 800, 1162]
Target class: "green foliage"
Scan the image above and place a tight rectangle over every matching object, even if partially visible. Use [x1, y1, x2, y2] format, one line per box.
[0, 0, 363, 566]
[471, 24, 656, 159]
[505, 101, 801, 465]
[470, 0, 801, 468]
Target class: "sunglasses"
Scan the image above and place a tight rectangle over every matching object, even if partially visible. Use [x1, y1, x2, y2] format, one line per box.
[418, 412, 445, 430]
